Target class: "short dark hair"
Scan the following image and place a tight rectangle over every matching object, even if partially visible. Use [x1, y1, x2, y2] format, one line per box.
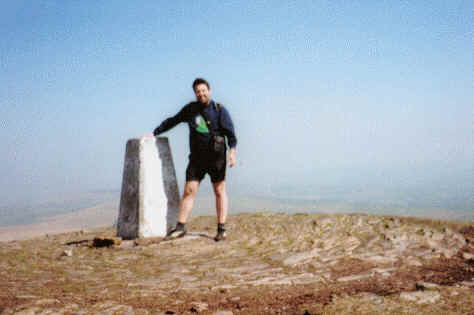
[192, 78, 210, 91]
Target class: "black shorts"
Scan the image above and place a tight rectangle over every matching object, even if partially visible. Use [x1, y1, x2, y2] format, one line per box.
[186, 151, 227, 183]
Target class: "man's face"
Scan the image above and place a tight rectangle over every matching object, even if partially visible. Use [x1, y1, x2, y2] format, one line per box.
[194, 83, 211, 105]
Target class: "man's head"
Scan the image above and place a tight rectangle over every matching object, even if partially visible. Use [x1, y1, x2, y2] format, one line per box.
[192, 78, 211, 105]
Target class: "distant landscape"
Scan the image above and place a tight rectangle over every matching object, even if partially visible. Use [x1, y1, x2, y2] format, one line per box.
[0, 190, 119, 227]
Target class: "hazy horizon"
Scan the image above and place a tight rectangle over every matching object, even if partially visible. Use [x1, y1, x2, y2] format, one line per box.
[1, 172, 472, 227]
[1, 2, 472, 223]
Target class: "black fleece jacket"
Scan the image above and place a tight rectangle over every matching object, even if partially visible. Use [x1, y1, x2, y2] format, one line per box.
[153, 100, 237, 155]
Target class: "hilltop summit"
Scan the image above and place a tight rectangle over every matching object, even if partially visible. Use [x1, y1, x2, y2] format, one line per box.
[1, 213, 473, 314]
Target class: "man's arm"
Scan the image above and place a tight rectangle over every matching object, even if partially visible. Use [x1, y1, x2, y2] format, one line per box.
[143, 105, 189, 139]
[220, 106, 237, 167]
[153, 105, 189, 136]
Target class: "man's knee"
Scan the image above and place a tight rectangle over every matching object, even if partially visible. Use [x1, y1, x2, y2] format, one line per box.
[183, 182, 199, 198]
[213, 181, 227, 198]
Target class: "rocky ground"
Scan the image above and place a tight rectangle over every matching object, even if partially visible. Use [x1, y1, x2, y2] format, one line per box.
[1, 212, 473, 314]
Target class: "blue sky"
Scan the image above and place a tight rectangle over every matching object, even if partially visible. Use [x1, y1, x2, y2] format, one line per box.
[0, 1, 472, 210]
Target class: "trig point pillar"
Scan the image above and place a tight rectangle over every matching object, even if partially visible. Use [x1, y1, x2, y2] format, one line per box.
[117, 137, 180, 239]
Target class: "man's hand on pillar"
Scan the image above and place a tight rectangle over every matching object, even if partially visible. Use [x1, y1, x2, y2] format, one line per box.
[142, 133, 155, 139]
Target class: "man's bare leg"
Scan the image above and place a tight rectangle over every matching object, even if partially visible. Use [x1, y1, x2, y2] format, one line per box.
[165, 180, 200, 240]
[213, 180, 228, 224]
[178, 180, 200, 224]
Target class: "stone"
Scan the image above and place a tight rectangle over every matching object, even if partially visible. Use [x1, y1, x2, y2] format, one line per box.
[406, 256, 423, 266]
[431, 232, 444, 241]
[16, 295, 37, 299]
[134, 237, 162, 246]
[337, 273, 372, 282]
[35, 298, 60, 305]
[120, 240, 136, 248]
[190, 302, 208, 312]
[441, 248, 458, 259]
[213, 311, 233, 315]
[13, 308, 40, 315]
[103, 305, 135, 315]
[64, 304, 80, 311]
[462, 252, 473, 260]
[61, 249, 73, 257]
[117, 137, 180, 239]
[283, 248, 320, 265]
[400, 291, 440, 304]
[416, 281, 439, 289]
[365, 255, 397, 264]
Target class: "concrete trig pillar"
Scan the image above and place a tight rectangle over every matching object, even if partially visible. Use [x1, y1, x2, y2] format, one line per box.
[117, 137, 180, 239]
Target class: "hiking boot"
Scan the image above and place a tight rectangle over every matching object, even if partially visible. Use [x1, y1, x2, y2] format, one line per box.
[164, 228, 186, 241]
[214, 230, 227, 242]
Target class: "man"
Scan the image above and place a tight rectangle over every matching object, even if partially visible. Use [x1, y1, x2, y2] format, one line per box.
[145, 78, 237, 241]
